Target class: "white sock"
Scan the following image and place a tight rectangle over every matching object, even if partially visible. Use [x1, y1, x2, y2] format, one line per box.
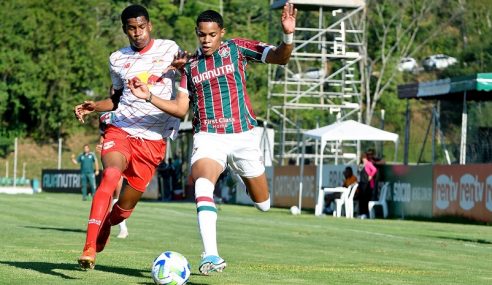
[119, 218, 128, 233]
[254, 196, 271, 212]
[195, 178, 218, 257]
[112, 198, 128, 231]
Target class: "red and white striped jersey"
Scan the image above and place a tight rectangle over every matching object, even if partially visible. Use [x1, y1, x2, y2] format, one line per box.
[178, 38, 273, 134]
[108, 39, 180, 140]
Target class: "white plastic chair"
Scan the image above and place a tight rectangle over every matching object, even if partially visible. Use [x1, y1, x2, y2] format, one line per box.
[368, 182, 390, 219]
[333, 183, 358, 218]
[333, 187, 350, 218]
[344, 183, 359, 218]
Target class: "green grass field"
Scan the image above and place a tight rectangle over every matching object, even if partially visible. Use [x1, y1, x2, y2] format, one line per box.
[1, 192, 491, 284]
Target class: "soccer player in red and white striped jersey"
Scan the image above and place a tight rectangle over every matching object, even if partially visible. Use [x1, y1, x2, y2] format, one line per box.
[129, 2, 297, 275]
[74, 4, 187, 270]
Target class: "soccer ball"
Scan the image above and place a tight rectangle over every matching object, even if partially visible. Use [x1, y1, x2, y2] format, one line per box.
[290, 205, 300, 215]
[151, 251, 191, 285]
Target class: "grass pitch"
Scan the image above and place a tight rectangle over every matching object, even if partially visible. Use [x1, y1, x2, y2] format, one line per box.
[0, 192, 491, 284]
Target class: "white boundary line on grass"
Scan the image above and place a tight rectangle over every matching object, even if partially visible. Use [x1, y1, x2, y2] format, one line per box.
[0, 187, 34, 194]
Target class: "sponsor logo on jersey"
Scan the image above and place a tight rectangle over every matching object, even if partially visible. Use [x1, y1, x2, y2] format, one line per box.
[124, 62, 131, 69]
[147, 74, 165, 85]
[192, 64, 235, 84]
[131, 72, 166, 86]
[203, 117, 235, 129]
[135, 71, 151, 84]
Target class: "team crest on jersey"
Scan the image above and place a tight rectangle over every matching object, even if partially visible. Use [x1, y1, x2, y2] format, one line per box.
[219, 46, 230, 57]
[190, 60, 198, 68]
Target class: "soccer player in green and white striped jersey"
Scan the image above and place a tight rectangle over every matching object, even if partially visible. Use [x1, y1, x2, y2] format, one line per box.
[128, 2, 297, 275]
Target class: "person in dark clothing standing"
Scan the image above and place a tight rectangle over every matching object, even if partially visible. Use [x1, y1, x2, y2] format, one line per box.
[72, 144, 100, 201]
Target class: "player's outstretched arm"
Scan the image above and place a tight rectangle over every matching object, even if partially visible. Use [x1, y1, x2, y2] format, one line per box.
[265, 2, 297, 65]
[73, 95, 118, 124]
[74, 101, 96, 123]
[127, 78, 190, 119]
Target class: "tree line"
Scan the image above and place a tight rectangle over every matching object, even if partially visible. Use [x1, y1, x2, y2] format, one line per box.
[1, 0, 491, 161]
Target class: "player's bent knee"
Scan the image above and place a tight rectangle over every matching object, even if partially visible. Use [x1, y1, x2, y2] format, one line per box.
[254, 197, 271, 212]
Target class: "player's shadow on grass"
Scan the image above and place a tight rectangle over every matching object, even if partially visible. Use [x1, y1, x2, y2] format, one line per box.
[0, 260, 150, 280]
[0, 261, 209, 284]
[135, 273, 212, 285]
[23, 225, 85, 233]
[0, 261, 81, 279]
[0, 260, 147, 280]
[434, 236, 492, 245]
[137, 280, 208, 285]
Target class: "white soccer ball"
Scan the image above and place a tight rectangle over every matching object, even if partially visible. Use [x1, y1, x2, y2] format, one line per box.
[290, 205, 300, 215]
[151, 251, 191, 285]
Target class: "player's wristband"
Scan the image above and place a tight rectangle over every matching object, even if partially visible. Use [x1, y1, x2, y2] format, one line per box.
[145, 92, 153, 103]
[283, 33, 294, 45]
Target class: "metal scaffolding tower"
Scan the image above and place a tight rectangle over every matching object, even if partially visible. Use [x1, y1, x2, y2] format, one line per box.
[268, 0, 366, 165]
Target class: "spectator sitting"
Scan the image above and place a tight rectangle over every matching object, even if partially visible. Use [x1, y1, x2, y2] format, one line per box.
[324, 166, 357, 214]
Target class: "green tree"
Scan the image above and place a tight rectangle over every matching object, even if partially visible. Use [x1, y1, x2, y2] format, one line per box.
[364, 0, 465, 128]
[0, 0, 118, 142]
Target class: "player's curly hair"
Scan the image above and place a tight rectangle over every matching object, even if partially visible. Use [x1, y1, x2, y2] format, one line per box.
[196, 10, 223, 28]
[121, 4, 150, 26]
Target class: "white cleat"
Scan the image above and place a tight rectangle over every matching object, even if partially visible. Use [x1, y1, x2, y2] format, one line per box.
[199, 255, 227, 275]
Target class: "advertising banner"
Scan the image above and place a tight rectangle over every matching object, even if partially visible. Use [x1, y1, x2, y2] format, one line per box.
[42, 169, 160, 199]
[272, 165, 316, 208]
[380, 165, 433, 218]
[42, 169, 82, 193]
[433, 164, 492, 222]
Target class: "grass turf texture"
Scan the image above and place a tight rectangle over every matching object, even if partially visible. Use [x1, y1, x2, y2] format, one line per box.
[0, 193, 491, 284]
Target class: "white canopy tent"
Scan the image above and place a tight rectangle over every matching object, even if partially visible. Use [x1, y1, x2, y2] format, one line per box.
[297, 120, 399, 215]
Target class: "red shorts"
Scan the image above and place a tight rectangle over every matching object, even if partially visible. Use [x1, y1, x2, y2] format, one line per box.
[101, 125, 166, 192]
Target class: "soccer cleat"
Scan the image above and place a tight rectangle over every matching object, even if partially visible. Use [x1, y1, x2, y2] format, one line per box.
[96, 220, 111, 252]
[199, 255, 227, 275]
[116, 229, 128, 239]
[78, 247, 96, 270]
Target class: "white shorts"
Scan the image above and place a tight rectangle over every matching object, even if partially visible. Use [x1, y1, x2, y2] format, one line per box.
[191, 130, 265, 178]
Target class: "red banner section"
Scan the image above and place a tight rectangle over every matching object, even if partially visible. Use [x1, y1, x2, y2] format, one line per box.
[433, 164, 492, 222]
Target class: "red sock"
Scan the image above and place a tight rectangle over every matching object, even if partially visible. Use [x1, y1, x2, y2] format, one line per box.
[83, 167, 122, 250]
[109, 203, 134, 226]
